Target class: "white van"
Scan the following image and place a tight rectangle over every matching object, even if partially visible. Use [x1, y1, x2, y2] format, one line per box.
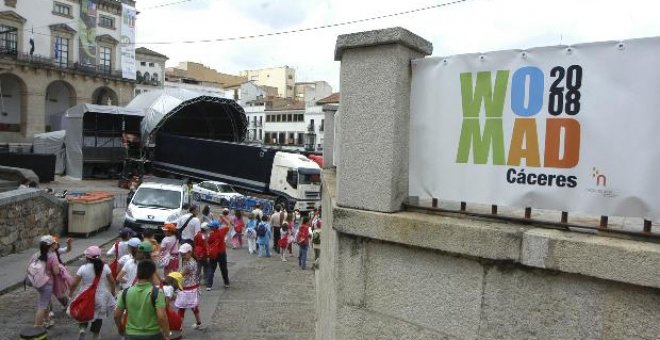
[123, 178, 190, 235]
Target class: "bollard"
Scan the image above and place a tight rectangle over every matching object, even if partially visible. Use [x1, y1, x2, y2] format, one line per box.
[18, 326, 47, 340]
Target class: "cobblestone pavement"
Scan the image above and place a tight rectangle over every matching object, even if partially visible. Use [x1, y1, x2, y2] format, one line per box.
[0, 245, 317, 340]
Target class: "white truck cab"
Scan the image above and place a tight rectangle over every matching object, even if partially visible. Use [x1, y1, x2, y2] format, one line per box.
[123, 178, 190, 235]
[270, 152, 321, 211]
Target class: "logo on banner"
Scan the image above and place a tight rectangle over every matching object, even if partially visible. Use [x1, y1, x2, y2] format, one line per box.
[456, 65, 583, 188]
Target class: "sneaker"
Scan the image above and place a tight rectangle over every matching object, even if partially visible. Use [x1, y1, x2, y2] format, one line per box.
[48, 311, 55, 319]
[281, 258, 287, 262]
[224, 284, 230, 289]
[192, 322, 204, 330]
[78, 329, 85, 340]
[43, 319, 55, 329]
[206, 287, 212, 291]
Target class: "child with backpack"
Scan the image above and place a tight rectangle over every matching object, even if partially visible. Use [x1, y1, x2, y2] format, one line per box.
[245, 213, 258, 255]
[68, 246, 116, 340]
[296, 216, 311, 270]
[28, 235, 60, 328]
[175, 243, 203, 330]
[256, 215, 271, 258]
[163, 272, 184, 335]
[159, 223, 180, 276]
[52, 236, 74, 311]
[231, 210, 245, 249]
[279, 222, 291, 262]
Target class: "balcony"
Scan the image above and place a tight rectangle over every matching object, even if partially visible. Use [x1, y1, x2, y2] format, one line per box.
[0, 48, 129, 81]
[307, 124, 315, 132]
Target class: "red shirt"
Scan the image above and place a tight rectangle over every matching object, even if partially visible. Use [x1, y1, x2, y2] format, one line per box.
[297, 224, 310, 244]
[193, 232, 209, 260]
[208, 226, 229, 259]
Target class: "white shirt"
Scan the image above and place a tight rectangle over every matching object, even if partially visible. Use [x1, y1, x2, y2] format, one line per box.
[177, 213, 201, 241]
[118, 254, 137, 289]
[106, 241, 129, 259]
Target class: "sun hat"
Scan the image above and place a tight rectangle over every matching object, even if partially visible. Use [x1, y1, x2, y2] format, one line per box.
[167, 272, 184, 290]
[161, 223, 177, 233]
[138, 241, 153, 253]
[200, 222, 209, 230]
[40, 235, 55, 245]
[127, 237, 141, 248]
[178, 243, 192, 254]
[84, 245, 101, 258]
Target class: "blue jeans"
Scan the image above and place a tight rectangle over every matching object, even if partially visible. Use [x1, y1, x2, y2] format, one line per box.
[258, 242, 271, 257]
[299, 244, 309, 269]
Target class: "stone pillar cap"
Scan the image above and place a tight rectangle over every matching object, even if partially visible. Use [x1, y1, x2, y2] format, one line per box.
[334, 27, 433, 61]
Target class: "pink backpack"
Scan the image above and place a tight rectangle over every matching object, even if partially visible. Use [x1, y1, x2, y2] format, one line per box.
[26, 256, 50, 289]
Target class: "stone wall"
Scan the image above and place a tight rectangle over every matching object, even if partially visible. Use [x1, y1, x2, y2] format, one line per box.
[318, 170, 660, 340]
[0, 189, 67, 256]
[318, 27, 660, 340]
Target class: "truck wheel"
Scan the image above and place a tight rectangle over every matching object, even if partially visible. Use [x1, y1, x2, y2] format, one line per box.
[276, 196, 289, 211]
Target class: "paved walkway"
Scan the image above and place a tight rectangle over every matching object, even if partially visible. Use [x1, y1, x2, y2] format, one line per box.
[0, 242, 317, 340]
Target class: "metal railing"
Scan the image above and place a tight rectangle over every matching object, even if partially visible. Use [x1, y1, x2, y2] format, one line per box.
[405, 198, 659, 241]
[0, 48, 128, 81]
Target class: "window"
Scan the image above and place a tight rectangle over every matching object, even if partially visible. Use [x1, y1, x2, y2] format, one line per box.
[53, 2, 72, 17]
[297, 133, 304, 145]
[140, 61, 146, 66]
[99, 46, 112, 74]
[320, 119, 324, 132]
[149, 62, 155, 67]
[259, 129, 262, 140]
[287, 114, 292, 122]
[264, 132, 271, 143]
[259, 116, 262, 126]
[143, 72, 150, 83]
[276, 115, 281, 122]
[54, 36, 69, 67]
[152, 73, 159, 83]
[0, 24, 17, 52]
[288, 74, 293, 80]
[298, 114, 304, 121]
[98, 15, 114, 29]
[287, 85, 293, 90]
[136, 71, 142, 82]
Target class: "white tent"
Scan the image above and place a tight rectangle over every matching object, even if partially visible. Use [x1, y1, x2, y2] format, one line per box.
[32, 130, 66, 175]
[61, 104, 144, 179]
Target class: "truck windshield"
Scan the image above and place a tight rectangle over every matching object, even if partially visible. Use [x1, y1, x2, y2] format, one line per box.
[131, 188, 181, 209]
[298, 169, 321, 185]
[217, 184, 237, 193]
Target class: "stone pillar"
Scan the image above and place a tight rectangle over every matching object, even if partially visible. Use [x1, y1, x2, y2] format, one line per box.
[322, 103, 338, 169]
[334, 27, 432, 212]
[24, 83, 45, 137]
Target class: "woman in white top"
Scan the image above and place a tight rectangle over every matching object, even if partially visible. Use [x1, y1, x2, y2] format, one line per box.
[115, 238, 142, 290]
[69, 246, 116, 340]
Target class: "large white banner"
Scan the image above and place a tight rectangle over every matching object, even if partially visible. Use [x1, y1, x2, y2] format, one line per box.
[121, 4, 136, 80]
[410, 37, 660, 220]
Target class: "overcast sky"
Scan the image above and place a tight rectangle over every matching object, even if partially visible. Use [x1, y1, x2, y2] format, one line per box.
[135, 0, 660, 91]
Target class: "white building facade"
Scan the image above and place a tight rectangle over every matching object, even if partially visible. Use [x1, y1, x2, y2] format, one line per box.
[135, 47, 167, 96]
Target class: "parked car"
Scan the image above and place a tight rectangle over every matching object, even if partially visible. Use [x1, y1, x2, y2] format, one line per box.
[124, 177, 190, 239]
[192, 180, 243, 206]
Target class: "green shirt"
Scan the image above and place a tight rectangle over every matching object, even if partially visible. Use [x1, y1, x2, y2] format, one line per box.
[116, 282, 166, 336]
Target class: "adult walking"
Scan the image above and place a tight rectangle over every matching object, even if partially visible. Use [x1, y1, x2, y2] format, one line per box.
[68, 246, 116, 340]
[114, 260, 170, 340]
[28, 235, 60, 328]
[269, 205, 286, 253]
[207, 220, 230, 290]
[176, 204, 200, 247]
